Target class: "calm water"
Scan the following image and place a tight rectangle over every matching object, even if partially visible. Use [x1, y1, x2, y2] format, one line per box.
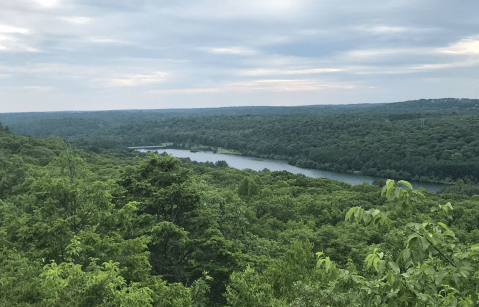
[136, 148, 447, 193]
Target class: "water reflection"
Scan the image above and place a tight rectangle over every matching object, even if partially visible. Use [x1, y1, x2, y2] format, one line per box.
[136, 148, 446, 193]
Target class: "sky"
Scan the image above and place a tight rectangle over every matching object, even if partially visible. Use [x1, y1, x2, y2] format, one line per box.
[1, 0, 479, 112]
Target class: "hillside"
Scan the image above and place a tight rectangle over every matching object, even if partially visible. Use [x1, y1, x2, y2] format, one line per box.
[1, 98, 478, 184]
[1, 125, 479, 305]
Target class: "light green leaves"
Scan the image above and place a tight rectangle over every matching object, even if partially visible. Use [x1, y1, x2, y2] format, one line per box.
[397, 180, 413, 190]
[40, 260, 154, 307]
[340, 179, 479, 306]
[316, 251, 336, 275]
[224, 265, 279, 307]
[381, 179, 425, 212]
[65, 236, 83, 261]
[345, 207, 391, 229]
[365, 248, 386, 274]
[432, 202, 454, 220]
[191, 271, 213, 307]
[382, 179, 396, 199]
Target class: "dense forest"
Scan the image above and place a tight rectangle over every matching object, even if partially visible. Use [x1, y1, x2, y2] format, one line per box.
[1, 98, 479, 184]
[1, 110, 479, 306]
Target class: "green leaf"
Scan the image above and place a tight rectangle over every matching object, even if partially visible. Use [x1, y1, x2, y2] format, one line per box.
[362, 211, 372, 224]
[406, 235, 419, 248]
[438, 222, 450, 231]
[472, 292, 478, 304]
[373, 257, 379, 272]
[394, 188, 401, 199]
[377, 260, 386, 274]
[444, 230, 456, 238]
[398, 180, 413, 190]
[345, 207, 355, 222]
[383, 179, 395, 198]
[365, 254, 375, 267]
[386, 271, 395, 285]
[389, 262, 400, 274]
[420, 237, 430, 251]
[435, 269, 448, 287]
[403, 248, 411, 262]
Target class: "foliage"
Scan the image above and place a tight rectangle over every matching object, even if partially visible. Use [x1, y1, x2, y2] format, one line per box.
[322, 179, 479, 306]
[40, 260, 153, 307]
[190, 271, 213, 307]
[2, 98, 479, 183]
[0, 127, 478, 306]
[439, 179, 479, 196]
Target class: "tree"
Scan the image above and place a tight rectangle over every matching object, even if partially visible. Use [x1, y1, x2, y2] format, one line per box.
[316, 179, 479, 306]
[224, 240, 357, 306]
[237, 175, 262, 199]
[2, 149, 152, 283]
[40, 259, 154, 307]
[224, 265, 280, 307]
[117, 154, 242, 304]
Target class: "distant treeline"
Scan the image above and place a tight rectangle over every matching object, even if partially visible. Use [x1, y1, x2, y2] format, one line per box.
[1, 98, 479, 183]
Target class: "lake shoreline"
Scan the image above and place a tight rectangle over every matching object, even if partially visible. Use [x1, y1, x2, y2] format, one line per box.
[135, 147, 448, 193]
[134, 145, 452, 186]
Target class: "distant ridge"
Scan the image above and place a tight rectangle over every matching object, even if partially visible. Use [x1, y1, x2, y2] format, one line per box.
[2, 98, 478, 118]
[1, 97, 478, 184]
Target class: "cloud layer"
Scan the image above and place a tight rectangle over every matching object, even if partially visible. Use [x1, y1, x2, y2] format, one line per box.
[1, 0, 479, 111]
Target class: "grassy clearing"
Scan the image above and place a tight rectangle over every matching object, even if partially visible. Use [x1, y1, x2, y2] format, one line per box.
[189, 145, 212, 152]
[216, 147, 241, 155]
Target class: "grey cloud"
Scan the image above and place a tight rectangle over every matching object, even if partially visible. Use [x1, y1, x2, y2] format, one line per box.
[1, 0, 479, 111]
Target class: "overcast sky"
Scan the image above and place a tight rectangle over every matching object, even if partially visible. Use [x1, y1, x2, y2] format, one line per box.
[1, 0, 479, 112]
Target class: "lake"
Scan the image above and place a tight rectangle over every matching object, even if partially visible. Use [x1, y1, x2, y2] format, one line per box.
[136, 148, 447, 193]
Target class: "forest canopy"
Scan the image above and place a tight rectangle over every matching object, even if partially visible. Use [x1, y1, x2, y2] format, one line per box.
[2, 98, 479, 184]
[1, 111, 479, 306]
